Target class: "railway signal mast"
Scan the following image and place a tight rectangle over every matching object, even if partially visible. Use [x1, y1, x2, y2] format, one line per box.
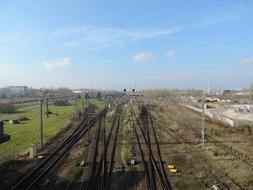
[201, 95, 206, 148]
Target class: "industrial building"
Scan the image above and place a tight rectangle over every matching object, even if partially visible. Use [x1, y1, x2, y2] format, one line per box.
[0, 86, 28, 98]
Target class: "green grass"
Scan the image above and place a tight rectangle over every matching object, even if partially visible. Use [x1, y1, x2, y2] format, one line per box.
[90, 99, 107, 109]
[0, 99, 106, 164]
[0, 102, 78, 163]
[0, 99, 106, 163]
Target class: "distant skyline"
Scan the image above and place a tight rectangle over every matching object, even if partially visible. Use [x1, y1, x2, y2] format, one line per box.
[0, 0, 253, 90]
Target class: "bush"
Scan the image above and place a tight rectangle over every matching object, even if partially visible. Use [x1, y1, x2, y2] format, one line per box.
[46, 110, 53, 115]
[96, 92, 102, 100]
[19, 116, 30, 121]
[0, 103, 17, 113]
[53, 99, 70, 106]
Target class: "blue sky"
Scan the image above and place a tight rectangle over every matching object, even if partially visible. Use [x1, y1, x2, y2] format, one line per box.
[0, 0, 253, 90]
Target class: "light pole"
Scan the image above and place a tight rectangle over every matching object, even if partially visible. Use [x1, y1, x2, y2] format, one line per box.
[40, 98, 44, 149]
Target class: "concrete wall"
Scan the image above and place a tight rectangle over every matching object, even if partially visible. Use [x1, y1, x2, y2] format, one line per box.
[211, 111, 234, 126]
[184, 104, 235, 127]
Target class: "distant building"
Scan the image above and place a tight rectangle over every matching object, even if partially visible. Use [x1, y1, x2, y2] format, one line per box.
[223, 89, 233, 95]
[8, 86, 28, 96]
[35, 90, 45, 97]
[223, 89, 249, 96]
[73, 90, 83, 94]
[0, 86, 28, 98]
[0, 88, 8, 98]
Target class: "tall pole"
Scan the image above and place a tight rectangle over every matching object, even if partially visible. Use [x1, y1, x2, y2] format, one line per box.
[201, 95, 206, 148]
[40, 99, 44, 149]
[46, 99, 49, 118]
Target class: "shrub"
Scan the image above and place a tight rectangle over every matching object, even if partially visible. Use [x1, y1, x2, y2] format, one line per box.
[53, 99, 70, 106]
[19, 116, 30, 121]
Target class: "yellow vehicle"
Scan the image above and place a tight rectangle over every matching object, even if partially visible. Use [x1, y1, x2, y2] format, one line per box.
[167, 164, 178, 173]
[169, 168, 178, 173]
[168, 165, 175, 169]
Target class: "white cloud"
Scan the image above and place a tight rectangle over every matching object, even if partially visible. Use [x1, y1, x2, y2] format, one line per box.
[51, 26, 181, 51]
[133, 52, 154, 63]
[166, 50, 176, 57]
[42, 57, 71, 71]
[240, 56, 253, 65]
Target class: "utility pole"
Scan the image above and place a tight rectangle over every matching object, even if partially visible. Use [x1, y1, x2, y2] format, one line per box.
[40, 99, 44, 149]
[201, 95, 206, 148]
[46, 99, 49, 118]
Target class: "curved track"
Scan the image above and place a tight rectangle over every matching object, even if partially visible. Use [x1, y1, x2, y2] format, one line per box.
[11, 105, 107, 190]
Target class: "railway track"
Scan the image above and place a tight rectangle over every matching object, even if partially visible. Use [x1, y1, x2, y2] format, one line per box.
[150, 112, 246, 190]
[130, 105, 172, 190]
[180, 105, 253, 169]
[81, 104, 122, 190]
[11, 105, 107, 190]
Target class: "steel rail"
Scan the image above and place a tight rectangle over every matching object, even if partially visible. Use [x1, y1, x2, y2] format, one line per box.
[134, 106, 171, 190]
[131, 110, 151, 190]
[90, 105, 121, 190]
[84, 114, 103, 190]
[11, 105, 106, 190]
[105, 107, 122, 190]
